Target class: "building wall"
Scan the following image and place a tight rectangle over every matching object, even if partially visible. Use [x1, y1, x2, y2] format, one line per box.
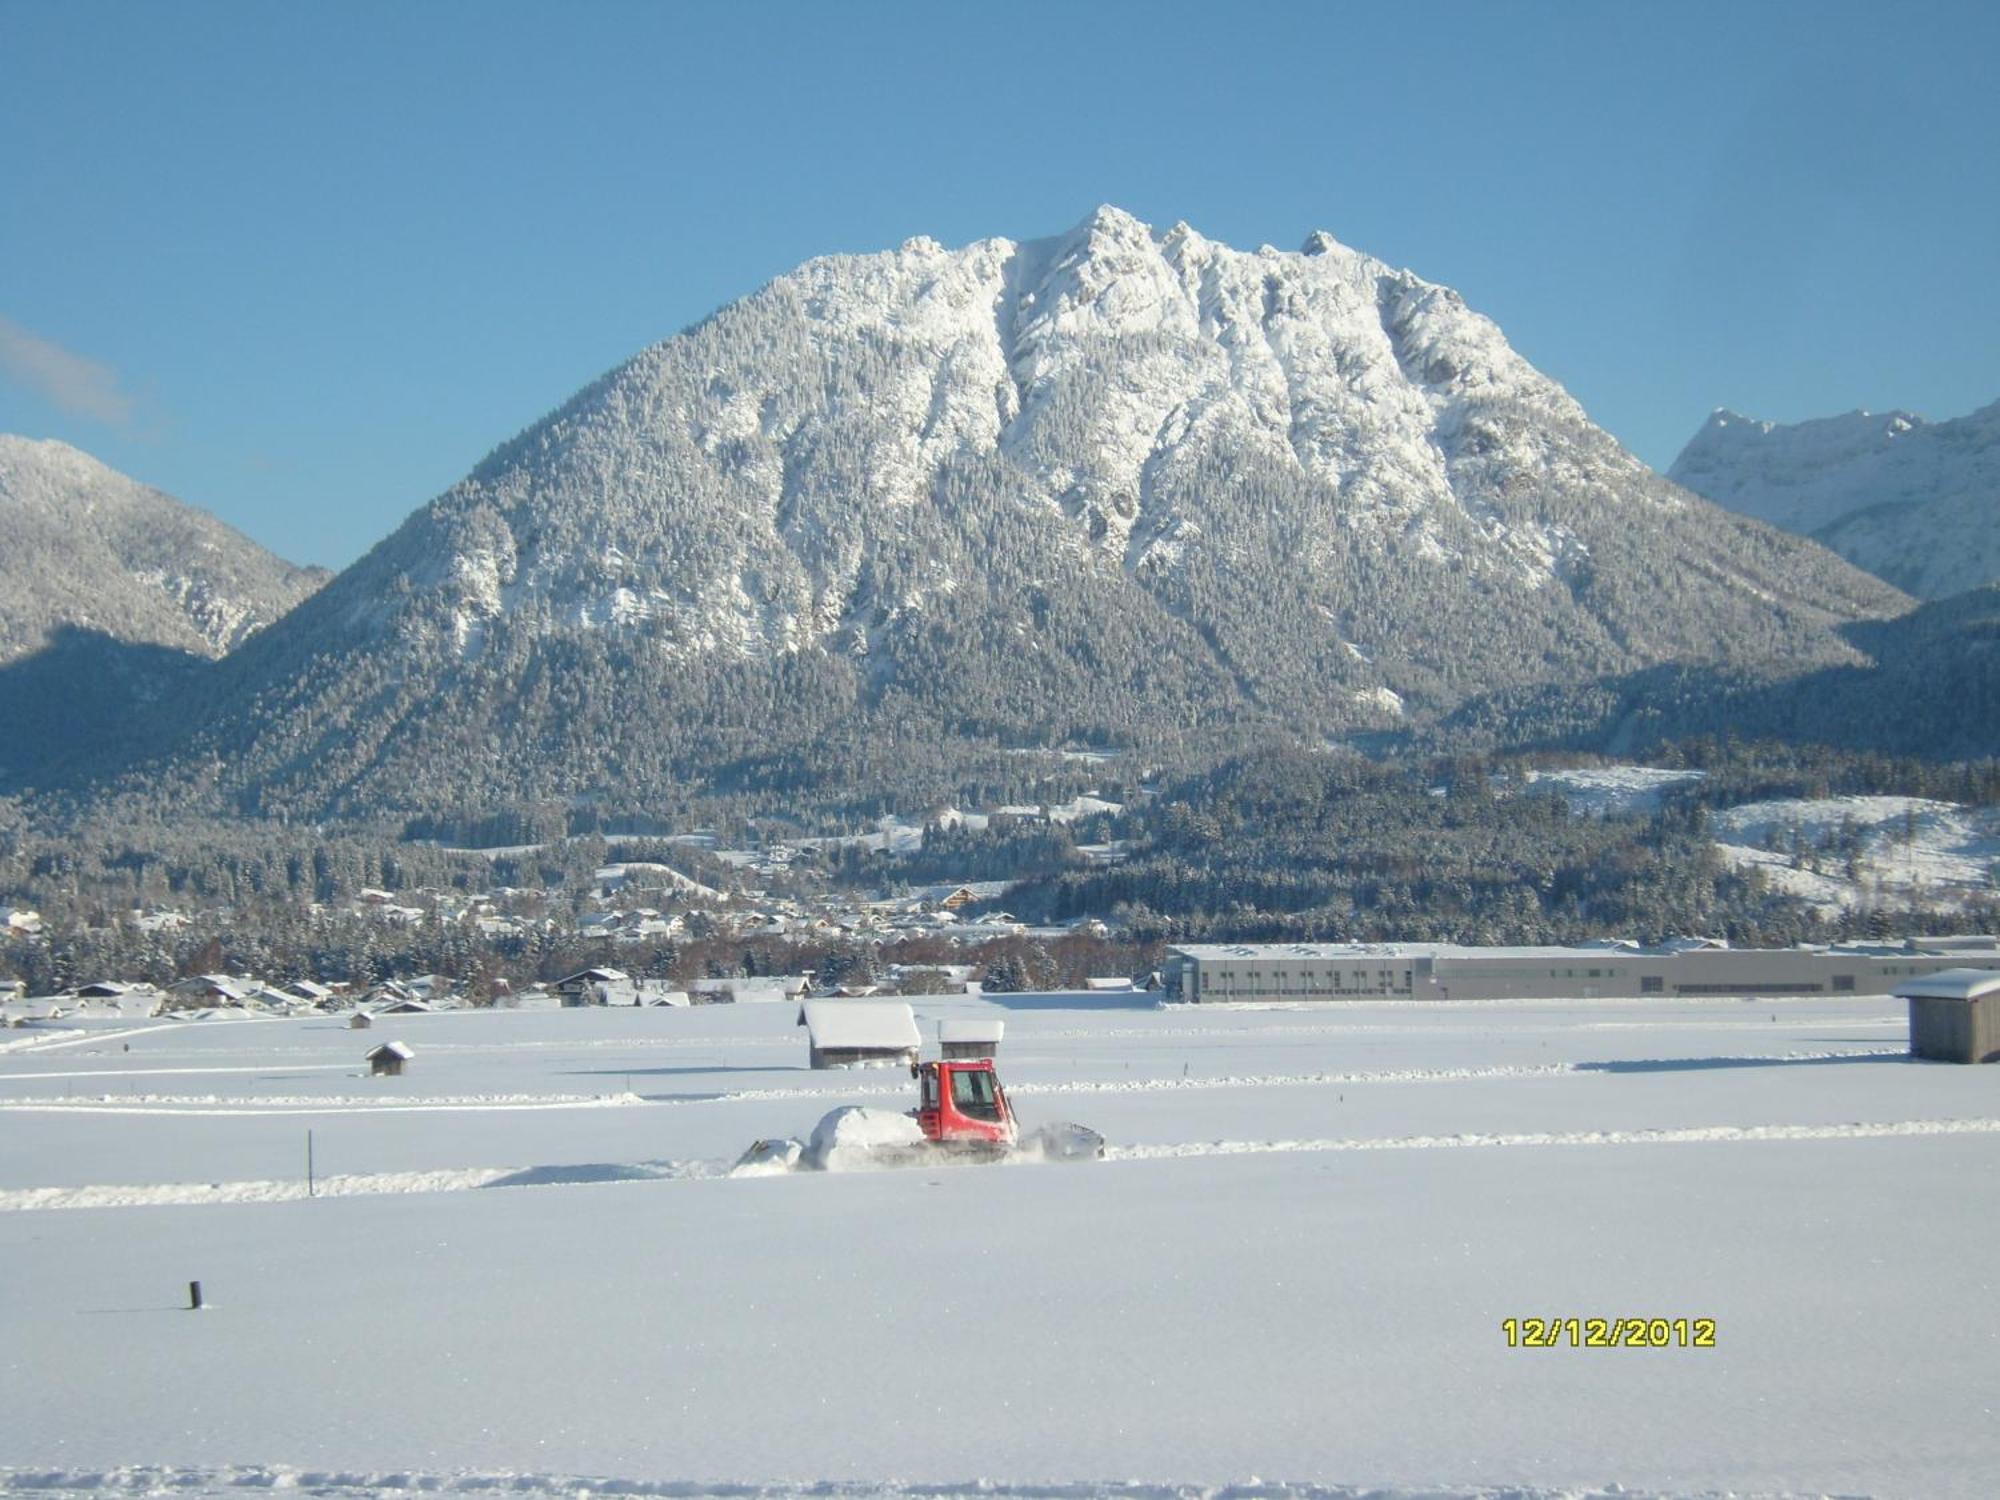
[1908, 996, 1999, 1063]
[1164, 946, 2000, 1004]
[809, 1044, 920, 1071]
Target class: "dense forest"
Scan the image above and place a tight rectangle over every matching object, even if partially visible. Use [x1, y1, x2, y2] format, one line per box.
[4, 739, 1988, 999]
[994, 744, 1999, 948]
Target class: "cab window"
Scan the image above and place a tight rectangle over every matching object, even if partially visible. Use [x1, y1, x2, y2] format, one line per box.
[949, 1067, 1002, 1120]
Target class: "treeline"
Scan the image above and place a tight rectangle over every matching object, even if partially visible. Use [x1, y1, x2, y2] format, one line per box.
[0, 900, 1158, 1003]
[992, 745, 1999, 948]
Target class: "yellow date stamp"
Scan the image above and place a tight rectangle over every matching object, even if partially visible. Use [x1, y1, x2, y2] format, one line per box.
[1502, 1316, 1716, 1348]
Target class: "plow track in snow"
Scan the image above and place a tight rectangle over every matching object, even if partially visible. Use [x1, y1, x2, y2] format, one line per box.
[1105, 1115, 2000, 1162]
[0, 1466, 1843, 1499]
[5, 1108, 1996, 1212]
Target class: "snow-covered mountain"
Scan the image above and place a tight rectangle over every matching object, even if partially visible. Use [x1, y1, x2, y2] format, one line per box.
[0, 436, 328, 662]
[1668, 401, 2000, 600]
[107, 208, 1907, 820]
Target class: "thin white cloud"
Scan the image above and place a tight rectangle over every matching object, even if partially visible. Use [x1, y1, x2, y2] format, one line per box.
[0, 314, 138, 426]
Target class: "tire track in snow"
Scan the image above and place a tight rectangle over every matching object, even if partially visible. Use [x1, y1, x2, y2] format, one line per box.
[714, 1062, 1575, 1104]
[0, 1050, 1905, 1116]
[7, 1108, 1993, 1212]
[0, 1093, 646, 1118]
[0, 1021, 209, 1056]
[0, 1155, 723, 1211]
[0, 1064, 359, 1082]
[715, 1051, 1901, 1104]
[1105, 1115, 2000, 1163]
[0, 1466, 1748, 1499]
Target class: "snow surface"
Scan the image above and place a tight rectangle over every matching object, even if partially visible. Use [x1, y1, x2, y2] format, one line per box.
[1523, 766, 1707, 818]
[3, 997, 1998, 1498]
[1710, 795, 1999, 913]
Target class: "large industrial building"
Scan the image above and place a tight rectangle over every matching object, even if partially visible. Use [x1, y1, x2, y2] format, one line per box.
[1161, 936, 2000, 1004]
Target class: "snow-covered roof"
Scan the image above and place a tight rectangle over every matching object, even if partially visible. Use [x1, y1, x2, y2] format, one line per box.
[938, 1017, 1004, 1045]
[801, 1001, 920, 1051]
[557, 967, 629, 986]
[701, 975, 811, 1002]
[1893, 968, 2000, 1002]
[367, 1041, 415, 1060]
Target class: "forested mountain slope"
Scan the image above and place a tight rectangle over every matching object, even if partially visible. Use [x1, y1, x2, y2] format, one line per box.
[54, 208, 1908, 825]
[1435, 585, 2000, 762]
[0, 436, 327, 662]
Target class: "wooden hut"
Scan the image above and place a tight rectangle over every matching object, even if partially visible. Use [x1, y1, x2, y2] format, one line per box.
[1897, 969, 2000, 1063]
[938, 1016, 1005, 1060]
[800, 1001, 920, 1070]
[349, 1011, 374, 1030]
[367, 1040, 414, 1076]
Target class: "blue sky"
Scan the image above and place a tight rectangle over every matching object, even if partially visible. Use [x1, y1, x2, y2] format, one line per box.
[3, 0, 1995, 568]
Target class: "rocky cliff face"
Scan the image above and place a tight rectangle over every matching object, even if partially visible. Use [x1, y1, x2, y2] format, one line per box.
[82, 208, 1909, 820]
[1670, 400, 2000, 600]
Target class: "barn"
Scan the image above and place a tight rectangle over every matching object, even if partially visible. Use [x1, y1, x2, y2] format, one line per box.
[367, 1040, 414, 1076]
[800, 1001, 921, 1070]
[1897, 969, 2000, 1064]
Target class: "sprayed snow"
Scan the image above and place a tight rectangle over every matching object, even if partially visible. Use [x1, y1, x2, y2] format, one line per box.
[803, 1105, 926, 1171]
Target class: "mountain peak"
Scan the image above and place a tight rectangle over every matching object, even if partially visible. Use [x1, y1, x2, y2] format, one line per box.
[1670, 397, 1997, 598]
[1072, 203, 1152, 243]
[0, 435, 326, 662]
[147, 211, 1904, 820]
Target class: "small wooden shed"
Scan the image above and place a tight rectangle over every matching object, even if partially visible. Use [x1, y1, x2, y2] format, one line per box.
[1897, 969, 2000, 1064]
[367, 1040, 414, 1076]
[800, 1000, 920, 1070]
[938, 1016, 1005, 1060]
[349, 1011, 373, 1030]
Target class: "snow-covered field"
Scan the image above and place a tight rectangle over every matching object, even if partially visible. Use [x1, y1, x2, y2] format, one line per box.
[3, 993, 1997, 1500]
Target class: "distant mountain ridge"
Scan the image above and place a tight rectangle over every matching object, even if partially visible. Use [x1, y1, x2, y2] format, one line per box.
[0, 435, 328, 662]
[19, 209, 1917, 823]
[1668, 400, 2000, 600]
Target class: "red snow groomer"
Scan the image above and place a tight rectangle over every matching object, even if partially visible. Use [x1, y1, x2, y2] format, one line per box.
[907, 1055, 1102, 1162]
[733, 1051, 1103, 1173]
[915, 1057, 1019, 1155]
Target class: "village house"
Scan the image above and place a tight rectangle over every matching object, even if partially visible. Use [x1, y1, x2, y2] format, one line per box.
[692, 974, 814, 1005]
[555, 967, 631, 1005]
[167, 974, 253, 1007]
[2, 907, 45, 937]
